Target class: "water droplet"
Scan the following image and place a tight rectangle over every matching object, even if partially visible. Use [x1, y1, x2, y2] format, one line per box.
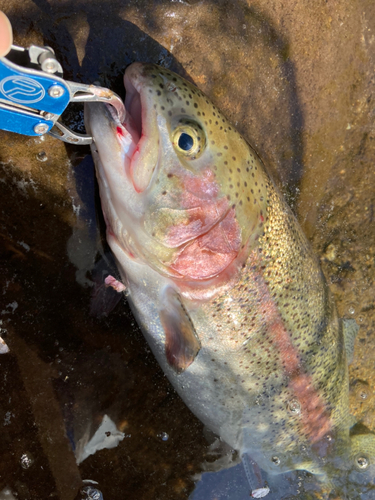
[80, 486, 104, 500]
[355, 455, 369, 470]
[358, 315, 364, 323]
[354, 383, 371, 401]
[287, 398, 301, 415]
[20, 453, 34, 469]
[271, 456, 280, 466]
[36, 151, 48, 162]
[158, 432, 169, 441]
[326, 434, 332, 442]
[348, 306, 355, 315]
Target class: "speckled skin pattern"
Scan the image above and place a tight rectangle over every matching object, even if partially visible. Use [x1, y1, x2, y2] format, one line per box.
[85, 63, 375, 482]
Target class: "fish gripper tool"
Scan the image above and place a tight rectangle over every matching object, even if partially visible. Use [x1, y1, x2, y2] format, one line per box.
[0, 44, 125, 145]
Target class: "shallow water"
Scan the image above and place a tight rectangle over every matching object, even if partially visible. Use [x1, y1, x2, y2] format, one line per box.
[0, 1, 374, 499]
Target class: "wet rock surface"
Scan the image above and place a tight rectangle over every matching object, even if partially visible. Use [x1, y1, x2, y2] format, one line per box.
[0, 1, 374, 499]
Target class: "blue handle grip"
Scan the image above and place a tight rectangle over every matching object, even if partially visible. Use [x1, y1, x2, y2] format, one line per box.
[0, 55, 70, 136]
[0, 104, 53, 136]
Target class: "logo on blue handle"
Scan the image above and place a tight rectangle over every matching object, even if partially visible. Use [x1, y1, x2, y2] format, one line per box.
[0, 76, 45, 104]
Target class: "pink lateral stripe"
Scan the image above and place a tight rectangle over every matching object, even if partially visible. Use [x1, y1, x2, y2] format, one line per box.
[252, 255, 332, 446]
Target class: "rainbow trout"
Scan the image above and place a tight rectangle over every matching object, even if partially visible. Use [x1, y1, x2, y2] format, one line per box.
[85, 63, 375, 489]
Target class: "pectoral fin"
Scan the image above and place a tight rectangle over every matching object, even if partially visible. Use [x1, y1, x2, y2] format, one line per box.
[160, 287, 201, 374]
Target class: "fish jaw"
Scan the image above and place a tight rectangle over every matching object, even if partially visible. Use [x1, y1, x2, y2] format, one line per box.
[84, 95, 166, 272]
[84, 102, 137, 257]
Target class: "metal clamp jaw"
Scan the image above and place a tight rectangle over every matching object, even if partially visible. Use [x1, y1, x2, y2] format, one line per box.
[0, 45, 125, 145]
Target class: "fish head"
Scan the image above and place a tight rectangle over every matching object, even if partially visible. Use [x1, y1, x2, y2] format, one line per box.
[85, 63, 268, 290]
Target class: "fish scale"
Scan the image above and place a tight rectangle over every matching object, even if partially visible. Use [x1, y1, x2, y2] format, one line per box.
[85, 62, 375, 494]
[200, 180, 346, 470]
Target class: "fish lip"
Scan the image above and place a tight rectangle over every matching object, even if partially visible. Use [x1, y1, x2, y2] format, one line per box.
[124, 71, 143, 138]
[101, 66, 148, 194]
[103, 63, 161, 194]
[123, 72, 143, 193]
[123, 63, 158, 193]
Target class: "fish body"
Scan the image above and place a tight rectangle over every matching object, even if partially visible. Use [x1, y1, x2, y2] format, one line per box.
[85, 63, 374, 482]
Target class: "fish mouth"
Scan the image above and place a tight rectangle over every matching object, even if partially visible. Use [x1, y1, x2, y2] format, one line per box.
[106, 64, 157, 194]
[124, 73, 142, 139]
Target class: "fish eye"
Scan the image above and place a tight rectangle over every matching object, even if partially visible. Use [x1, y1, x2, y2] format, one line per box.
[172, 120, 206, 159]
[178, 133, 194, 151]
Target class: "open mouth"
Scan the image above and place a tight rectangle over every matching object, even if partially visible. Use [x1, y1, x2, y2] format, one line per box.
[124, 74, 142, 139]
[107, 68, 157, 194]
